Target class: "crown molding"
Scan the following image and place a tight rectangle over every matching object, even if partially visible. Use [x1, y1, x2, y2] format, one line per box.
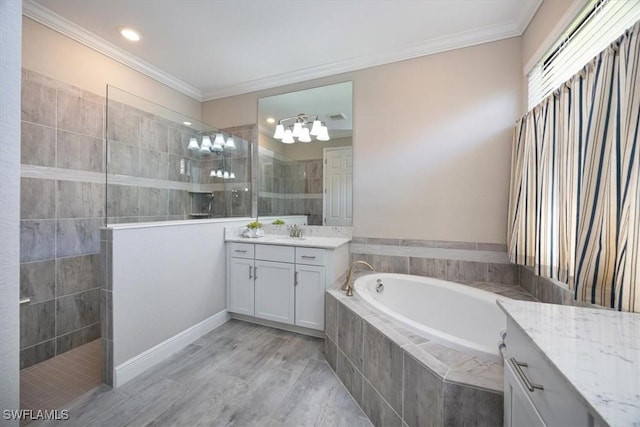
[201, 13, 538, 101]
[22, 0, 203, 101]
[516, 0, 543, 35]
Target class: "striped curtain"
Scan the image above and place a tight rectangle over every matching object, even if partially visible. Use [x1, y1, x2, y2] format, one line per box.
[508, 21, 640, 312]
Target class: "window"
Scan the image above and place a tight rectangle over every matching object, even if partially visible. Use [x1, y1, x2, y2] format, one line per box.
[527, 0, 640, 110]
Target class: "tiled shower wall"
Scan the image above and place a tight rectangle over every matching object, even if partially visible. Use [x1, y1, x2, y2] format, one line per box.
[20, 69, 103, 368]
[258, 152, 323, 225]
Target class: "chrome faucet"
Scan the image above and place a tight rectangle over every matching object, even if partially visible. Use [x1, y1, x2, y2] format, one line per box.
[288, 224, 303, 238]
[342, 260, 375, 297]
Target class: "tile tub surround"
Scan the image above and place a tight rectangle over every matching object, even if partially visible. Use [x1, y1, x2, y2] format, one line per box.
[20, 69, 106, 367]
[351, 237, 580, 306]
[325, 286, 513, 427]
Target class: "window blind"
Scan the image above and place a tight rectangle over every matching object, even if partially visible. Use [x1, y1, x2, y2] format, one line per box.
[527, 0, 640, 110]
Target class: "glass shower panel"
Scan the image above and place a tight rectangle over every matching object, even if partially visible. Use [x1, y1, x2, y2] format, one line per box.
[105, 85, 252, 223]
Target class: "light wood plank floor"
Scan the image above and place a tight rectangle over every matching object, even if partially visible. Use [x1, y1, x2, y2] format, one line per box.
[37, 320, 372, 427]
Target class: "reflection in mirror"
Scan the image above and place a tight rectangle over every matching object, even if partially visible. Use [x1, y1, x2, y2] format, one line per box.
[105, 85, 252, 224]
[257, 82, 353, 226]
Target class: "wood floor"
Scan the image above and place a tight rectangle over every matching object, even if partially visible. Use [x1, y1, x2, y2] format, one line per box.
[37, 319, 372, 427]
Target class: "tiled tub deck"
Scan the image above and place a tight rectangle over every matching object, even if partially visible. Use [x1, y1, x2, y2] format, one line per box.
[324, 277, 537, 427]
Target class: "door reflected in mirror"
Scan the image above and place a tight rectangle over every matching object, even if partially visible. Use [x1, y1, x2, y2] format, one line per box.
[257, 82, 353, 226]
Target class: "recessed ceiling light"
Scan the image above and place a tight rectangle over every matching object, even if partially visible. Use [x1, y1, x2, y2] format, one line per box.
[183, 121, 192, 126]
[266, 117, 275, 124]
[119, 27, 141, 42]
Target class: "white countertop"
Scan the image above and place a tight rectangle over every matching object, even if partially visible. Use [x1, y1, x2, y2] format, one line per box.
[225, 235, 351, 249]
[498, 299, 640, 426]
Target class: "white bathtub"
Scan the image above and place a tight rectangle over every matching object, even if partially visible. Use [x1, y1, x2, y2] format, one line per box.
[353, 273, 507, 360]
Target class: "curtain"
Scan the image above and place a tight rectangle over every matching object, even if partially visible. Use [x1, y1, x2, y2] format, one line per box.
[508, 22, 640, 312]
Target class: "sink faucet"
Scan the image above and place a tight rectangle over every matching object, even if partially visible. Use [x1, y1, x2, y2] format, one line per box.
[342, 260, 375, 297]
[288, 224, 303, 238]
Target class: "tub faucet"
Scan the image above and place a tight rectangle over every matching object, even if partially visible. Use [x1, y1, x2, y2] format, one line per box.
[342, 261, 374, 297]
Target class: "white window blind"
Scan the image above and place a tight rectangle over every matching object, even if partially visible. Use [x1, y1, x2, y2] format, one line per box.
[527, 0, 640, 110]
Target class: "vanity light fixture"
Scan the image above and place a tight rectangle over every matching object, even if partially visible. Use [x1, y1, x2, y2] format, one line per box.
[188, 132, 236, 152]
[119, 27, 141, 42]
[273, 113, 330, 144]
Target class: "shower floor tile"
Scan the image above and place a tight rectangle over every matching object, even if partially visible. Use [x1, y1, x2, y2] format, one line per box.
[20, 339, 102, 424]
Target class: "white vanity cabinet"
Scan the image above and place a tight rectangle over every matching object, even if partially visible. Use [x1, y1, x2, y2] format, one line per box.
[226, 237, 349, 333]
[503, 316, 598, 427]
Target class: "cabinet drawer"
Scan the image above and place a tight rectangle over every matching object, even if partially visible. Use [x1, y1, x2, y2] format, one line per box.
[296, 247, 325, 265]
[229, 242, 254, 259]
[255, 244, 294, 263]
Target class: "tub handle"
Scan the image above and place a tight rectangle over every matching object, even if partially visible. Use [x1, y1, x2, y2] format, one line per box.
[375, 279, 384, 293]
[510, 357, 544, 392]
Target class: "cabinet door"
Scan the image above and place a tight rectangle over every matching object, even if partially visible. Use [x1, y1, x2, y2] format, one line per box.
[254, 260, 295, 324]
[504, 357, 546, 427]
[228, 258, 255, 316]
[295, 265, 326, 330]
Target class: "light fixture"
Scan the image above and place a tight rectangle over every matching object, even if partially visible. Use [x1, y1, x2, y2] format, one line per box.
[119, 27, 141, 42]
[187, 132, 237, 179]
[188, 137, 200, 150]
[272, 113, 330, 144]
[213, 133, 225, 148]
[201, 135, 212, 149]
[225, 135, 236, 149]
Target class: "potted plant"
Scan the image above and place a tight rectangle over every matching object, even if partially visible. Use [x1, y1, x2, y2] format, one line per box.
[271, 219, 285, 225]
[243, 221, 264, 238]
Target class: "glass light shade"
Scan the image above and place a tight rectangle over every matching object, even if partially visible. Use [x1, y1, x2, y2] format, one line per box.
[187, 137, 200, 150]
[225, 136, 236, 149]
[299, 127, 311, 143]
[223, 171, 230, 179]
[216, 170, 223, 178]
[292, 122, 303, 137]
[273, 124, 285, 139]
[230, 172, 236, 179]
[201, 135, 212, 148]
[316, 125, 330, 141]
[209, 170, 216, 177]
[213, 133, 225, 148]
[310, 119, 322, 136]
[199, 145, 211, 154]
[282, 129, 295, 144]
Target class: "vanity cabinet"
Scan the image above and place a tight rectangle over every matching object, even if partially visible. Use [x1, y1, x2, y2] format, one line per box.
[503, 316, 596, 427]
[226, 238, 348, 333]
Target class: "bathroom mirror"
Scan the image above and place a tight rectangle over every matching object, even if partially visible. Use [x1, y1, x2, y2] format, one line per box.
[257, 81, 353, 226]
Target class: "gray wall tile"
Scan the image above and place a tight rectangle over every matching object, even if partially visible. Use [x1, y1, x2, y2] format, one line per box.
[403, 353, 443, 427]
[57, 91, 104, 138]
[21, 79, 56, 126]
[20, 260, 55, 304]
[21, 121, 55, 167]
[488, 263, 518, 285]
[107, 184, 139, 218]
[102, 338, 114, 385]
[337, 302, 364, 370]
[57, 323, 101, 354]
[101, 290, 113, 340]
[374, 255, 409, 274]
[57, 130, 104, 173]
[57, 254, 101, 296]
[56, 218, 102, 257]
[139, 148, 169, 180]
[409, 257, 446, 279]
[20, 300, 55, 348]
[362, 379, 402, 427]
[140, 117, 168, 152]
[20, 340, 55, 369]
[57, 180, 105, 219]
[56, 289, 100, 335]
[443, 382, 503, 426]
[446, 260, 487, 282]
[336, 349, 363, 407]
[139, 187, 169, 217]
[107, 105, 140, 145]
[107, 141, 139, 176]
[325, 292, 338, 342]
[20, 220, 56, 262]
[324, 336, 337, 371]
[477, 243, 507, 252]
[363, 323, 403, 414]
[21, 177, 55, 220]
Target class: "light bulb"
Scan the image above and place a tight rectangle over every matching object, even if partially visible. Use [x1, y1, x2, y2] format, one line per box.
[292, 122, 303, 137]
[201, 135, 212, 148]
[273, 124, 284, 139]
[317, 125, 330, 141]
[225, 136, 236, 149]
[282, 129, 295, 144]
[213, 133, 225, 148]
[299, 127, 311, 143]
[188, 137, 200, 150]
[310, 119, 322, 136]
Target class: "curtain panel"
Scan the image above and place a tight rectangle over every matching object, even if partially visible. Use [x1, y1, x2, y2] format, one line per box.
[508, 21, 640, 312]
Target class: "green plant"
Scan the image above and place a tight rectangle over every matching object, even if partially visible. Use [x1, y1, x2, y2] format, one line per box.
[272, 219, 285, 225]
[246, 221, 262, 229]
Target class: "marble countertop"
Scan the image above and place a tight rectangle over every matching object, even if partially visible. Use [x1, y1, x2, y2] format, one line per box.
[498, 299, 640, 426]
[225, 235, 351, 249]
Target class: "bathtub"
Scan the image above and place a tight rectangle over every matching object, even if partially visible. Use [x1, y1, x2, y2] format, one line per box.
[353, 273, 507, 360]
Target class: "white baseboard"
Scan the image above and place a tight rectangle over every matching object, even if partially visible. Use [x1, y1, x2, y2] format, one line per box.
[114, 309, 230, 387]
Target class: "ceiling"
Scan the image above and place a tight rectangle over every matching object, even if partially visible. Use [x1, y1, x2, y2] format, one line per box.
[24, 0, 541, 101]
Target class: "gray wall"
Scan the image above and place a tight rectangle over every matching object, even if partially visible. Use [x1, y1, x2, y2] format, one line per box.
[0, 0, 22, 422]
